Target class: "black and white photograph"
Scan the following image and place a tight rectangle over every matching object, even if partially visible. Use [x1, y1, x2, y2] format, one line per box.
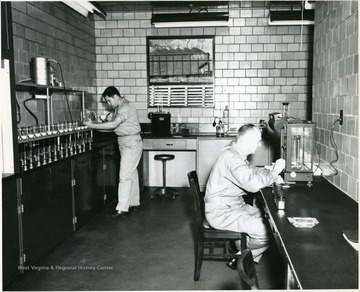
[0, 0, 358, 290]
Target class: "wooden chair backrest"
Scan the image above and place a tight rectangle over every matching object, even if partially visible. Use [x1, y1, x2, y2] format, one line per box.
[187, 171, 205, 232]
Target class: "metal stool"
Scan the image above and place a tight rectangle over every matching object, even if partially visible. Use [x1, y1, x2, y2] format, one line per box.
[150, 154, 178, 199]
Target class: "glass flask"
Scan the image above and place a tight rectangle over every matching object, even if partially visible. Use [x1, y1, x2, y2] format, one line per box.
[40, 125, 47, 136]
[20, 127, 28, 140]
[27, 126, 35, 139]
[282, 102, 289, 119]
[34, 125, 41, 137]
[17, 127, 22, 140]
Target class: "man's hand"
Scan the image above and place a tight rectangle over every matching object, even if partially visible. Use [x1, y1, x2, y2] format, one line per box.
[83, 119, 93, 128]
[273, 158, 286, 174]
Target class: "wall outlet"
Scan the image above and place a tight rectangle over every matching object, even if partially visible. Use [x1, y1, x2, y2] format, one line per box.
[339, 109, 343, 125]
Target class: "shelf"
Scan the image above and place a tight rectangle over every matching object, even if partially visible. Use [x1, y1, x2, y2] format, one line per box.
[15, 82, 84, 94]
[15, 83, 87, 134]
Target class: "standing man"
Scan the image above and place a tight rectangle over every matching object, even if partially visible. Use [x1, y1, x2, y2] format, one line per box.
[84, 86, 143, 217]
[205, 124, 285, 263]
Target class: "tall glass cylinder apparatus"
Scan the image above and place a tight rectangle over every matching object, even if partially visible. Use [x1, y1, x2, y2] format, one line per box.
[281, 122, 315, 184]
[223, 105, 229, 133]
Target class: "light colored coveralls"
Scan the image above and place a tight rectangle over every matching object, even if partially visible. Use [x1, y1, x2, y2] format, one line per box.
[205, 144, 278, 262]
[113, 99, 143, 212]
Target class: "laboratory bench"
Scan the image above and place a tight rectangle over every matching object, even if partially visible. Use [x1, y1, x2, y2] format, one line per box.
[2, 137, 120, 288]
[259, 180, 358, 289]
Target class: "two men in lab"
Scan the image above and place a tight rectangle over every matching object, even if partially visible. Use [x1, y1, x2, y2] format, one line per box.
[84, 86, 143, 217]
[205, 123, 285, 262]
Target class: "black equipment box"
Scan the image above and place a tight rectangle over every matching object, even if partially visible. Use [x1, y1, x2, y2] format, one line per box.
[151, 113, 171, 137]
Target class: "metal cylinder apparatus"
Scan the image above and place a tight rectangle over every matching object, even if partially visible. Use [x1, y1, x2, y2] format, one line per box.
[31, 57, 49, 85]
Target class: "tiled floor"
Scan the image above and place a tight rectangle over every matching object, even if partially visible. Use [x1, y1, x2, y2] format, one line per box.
[6, 187, 285, 290]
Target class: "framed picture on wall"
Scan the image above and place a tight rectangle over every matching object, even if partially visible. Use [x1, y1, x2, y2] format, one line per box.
[147, 36, 215, 108]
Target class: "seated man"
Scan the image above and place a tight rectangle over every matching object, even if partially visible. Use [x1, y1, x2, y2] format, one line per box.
[204, 124, 285, 263]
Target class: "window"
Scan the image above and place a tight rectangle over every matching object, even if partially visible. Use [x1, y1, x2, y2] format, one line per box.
[147, 36, 215, 108]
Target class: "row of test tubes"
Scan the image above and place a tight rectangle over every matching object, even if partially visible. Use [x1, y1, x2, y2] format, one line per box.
[19, 131, 93, 171]
[18, 121, 87, 141]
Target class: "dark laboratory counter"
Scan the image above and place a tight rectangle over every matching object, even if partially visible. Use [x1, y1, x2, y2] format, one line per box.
[260, 180, 358, 289]
[2, 134, 119, 288]
[140, 132, 236, 139]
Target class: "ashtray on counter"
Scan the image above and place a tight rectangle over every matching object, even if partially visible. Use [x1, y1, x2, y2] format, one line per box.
[288, 217, 319, 228]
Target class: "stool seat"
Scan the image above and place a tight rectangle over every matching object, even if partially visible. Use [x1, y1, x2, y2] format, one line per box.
[154, 154, 175, 161]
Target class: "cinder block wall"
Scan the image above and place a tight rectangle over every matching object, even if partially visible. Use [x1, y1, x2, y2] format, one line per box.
[12, 2, 97, 127]
[94, 1, 314, 131]
[313, 0, 358, 200]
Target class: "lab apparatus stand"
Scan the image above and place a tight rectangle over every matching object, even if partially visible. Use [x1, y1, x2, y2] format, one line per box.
[280, 122, 315, 186]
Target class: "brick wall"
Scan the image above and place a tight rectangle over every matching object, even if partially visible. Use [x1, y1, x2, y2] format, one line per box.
[313, 0, 358, 200]
[94, 1, 313, 131]
[12, 2, 97, 127]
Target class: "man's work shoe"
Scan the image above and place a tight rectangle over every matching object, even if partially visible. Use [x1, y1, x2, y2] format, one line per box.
[107, 210, 128, 217]
[129, 205, 140, 212]
[226, 258, 238, 270]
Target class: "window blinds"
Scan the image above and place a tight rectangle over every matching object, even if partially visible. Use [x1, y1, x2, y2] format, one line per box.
[149, 84, 214, 107]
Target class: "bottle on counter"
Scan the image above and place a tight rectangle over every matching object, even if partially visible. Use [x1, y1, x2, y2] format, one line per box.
[223, 105, 229, 124]
[223, 105, 229, 132]
[216, 120, 225, 137]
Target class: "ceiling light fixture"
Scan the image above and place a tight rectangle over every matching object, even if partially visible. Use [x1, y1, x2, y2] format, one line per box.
[152, 12, 229, 28]
[62, 1, 106, 18]
[268, 1, 314, 26]
[151, 1, 229, 28]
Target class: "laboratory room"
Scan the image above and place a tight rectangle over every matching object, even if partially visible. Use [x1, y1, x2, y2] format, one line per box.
[1, 0, 358, 290]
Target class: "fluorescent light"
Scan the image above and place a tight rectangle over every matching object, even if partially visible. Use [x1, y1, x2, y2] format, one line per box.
[153, 20, 229, 28]
[63, 1, 89, 17]
[62, 1, 106, 18]
[152, 12, 229, 28]
[268, 19, 314, 26]
[78, 0, 102, 14]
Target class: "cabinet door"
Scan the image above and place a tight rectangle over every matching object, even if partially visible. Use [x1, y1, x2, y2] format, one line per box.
[197, 139, 233, 191]
[21, 167, 53, 266]
[21, 161, 73, 267]
[73, 153, 92, 229]
[49, 161, 73, 239]
[2, 176, 21, 287]
[103, 145, 119, 204]
[144, 150, 196, 187]
[91, 148, 105, 212]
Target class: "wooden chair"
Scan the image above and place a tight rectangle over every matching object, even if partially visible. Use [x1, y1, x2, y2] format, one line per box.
[237, 249, 260, 290]
[187, 171, 247, 281]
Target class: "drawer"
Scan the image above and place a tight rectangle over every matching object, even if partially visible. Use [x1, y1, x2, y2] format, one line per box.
[153, 140, 187, 149]
[143, 139, 196, 150]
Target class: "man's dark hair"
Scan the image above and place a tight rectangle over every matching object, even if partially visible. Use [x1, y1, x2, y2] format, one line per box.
[102, 86, 120, 98]
[237, 123, 257, 136]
